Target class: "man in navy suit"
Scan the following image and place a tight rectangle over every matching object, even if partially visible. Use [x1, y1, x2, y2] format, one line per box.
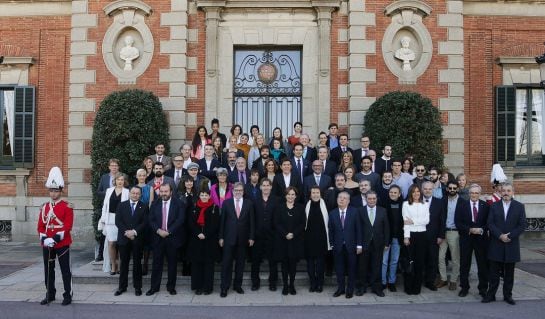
[455, 183, 490, 297]
[219, 182, 255, 297]
[197, 144, 222, 184]
[115, 186, 149, 296]
[357, 191, 389, 297]
[330, 134, 353, 166]
[317, 146, 337, 181]
[328, 191, 363, 299]
[300, 134, 317, 162]
[228, 157, 250, 184]
[482, 183, 526, 305]
[290, 143, 310, 185]
[303, 160, 332, 202]
[353, 135, 372, 172]
[146, 183, 185, 296]
[422, 181, 446, 291]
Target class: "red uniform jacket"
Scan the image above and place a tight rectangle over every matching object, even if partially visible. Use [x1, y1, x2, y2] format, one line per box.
[37, 200, 74, 248]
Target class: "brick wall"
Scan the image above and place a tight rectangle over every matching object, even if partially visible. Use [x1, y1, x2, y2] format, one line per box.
[0, 16, 71, 197]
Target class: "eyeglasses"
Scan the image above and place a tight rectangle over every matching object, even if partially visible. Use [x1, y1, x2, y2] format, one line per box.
[234, 189, 244, 192]
[416, 169, 425, 172]
[448, 187, 458, 190]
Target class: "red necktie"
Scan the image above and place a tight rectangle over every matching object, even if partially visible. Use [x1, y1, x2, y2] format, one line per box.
[162, 201, 168, 231]
[472, 202, 478, 223]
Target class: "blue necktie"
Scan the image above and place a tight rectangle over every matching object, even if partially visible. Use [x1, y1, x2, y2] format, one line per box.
[131, 202, 135, 216]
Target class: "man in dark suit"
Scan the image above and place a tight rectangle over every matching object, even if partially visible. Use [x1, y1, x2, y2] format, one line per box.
[149, 143, 172, 171]
[374, 145, 392, 176]
[228, 157, 250, 184]
[317, 146, 337, 180]
[300, 134, 317, 162]
[328, 191, 362, 299]
[251, 178, 279, 291]
[353, 135, 372, 172]
[303, 160, 332, 202]
[357, 191, 389, 297]
[114, 186, 149, 296]
[197, 144, 222, 184]
[164, 154, 185, 188]
[482, 183, 526, 305]
[223, 151, 238, 174]
[351, 180, 371, 208]
[290, 143, 311, 185]
[146, 183, 185, 296]
[272, 158, 303, 202]
[325, 123, 339, 149]
[455, 183, 490, 297]
[330, 134, 353, 166]
[219, 182, 255, 297]
[325, 173, 353, 211]
[421, 181, 446, 291]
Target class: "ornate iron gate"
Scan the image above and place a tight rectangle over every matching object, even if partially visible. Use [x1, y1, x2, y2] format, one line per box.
[234, 49, 302, 139]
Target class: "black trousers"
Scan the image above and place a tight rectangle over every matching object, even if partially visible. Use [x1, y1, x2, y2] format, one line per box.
[118, 241, 143, 290]
[42, 246, 72, 299]
[357, 243, 384, 292]
[250, 237, 278, 287]
[334, 245, 357, 293]
[281, 258, 298, 287]
[459, 235, 489, 293]
[191, 260, 215, 292]
[405, 232, 426, 295]
[424, 237, 439, 286]
[150, 239, 178, 291]
[487, 260, 515, 299]
[221, 243, 247, 290]
[306, 256, 325, 289]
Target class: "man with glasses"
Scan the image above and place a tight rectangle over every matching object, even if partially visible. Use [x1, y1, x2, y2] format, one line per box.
[354, 135, 372, 172]
[429, 167, 445, 199]
[437, 180, 463, 291]
[412, 164, 429, 189]
[303, 160, 332, 201]
[219, 182, 255, 297]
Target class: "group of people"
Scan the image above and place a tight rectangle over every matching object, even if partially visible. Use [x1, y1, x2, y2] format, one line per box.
[39, 119, 526, 306]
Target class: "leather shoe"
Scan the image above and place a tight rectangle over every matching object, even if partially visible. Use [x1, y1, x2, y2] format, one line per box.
[425, 283, 438, 291]
[316, 286, 323, 293]
[145, 289, 156, 296]
[114, 289, 126, 296]
[309, 286, 315, 292]
[195, 289, 202, 295]
[61, 297, 72, 306]
[234, 287, 244, 294]
[269, 285, 277, 291]
[289, 286, 296, 295]
[203, 290, 212, 295]
[220, 289, 227, 298]
[282, 286, 289, 295]
[374, 290, 385, 297]
[458, 289, 468, 297]
[251, 284, 259, 291]
[355, 289, 364, 296]
[345, 292, 353, 299]
[135, 289, 142, 296]
[388, 284, 397, 292]
[333, 290, 345, 297]
[504, 297, 516, 305]
[435, 280, 447, 288]
[481, 296, 496, 303]
[168, 289, 177, 295]
[40, 297, 55, 305]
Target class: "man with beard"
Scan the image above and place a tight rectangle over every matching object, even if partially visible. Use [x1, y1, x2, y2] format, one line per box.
[437, 180, 463, 291]
[429, 167, 445, 199]
[148, 162, 176, 203]
[251, 145, 271, 177]
[224, 151, 238, 174]
[355, 156, 380, 190]
[375, 145, 393, 176]
[377, 171, 394, 206]
[351, 179, 371, 208]
[149, 143, 172, 171]
[412, 164, 429, 189]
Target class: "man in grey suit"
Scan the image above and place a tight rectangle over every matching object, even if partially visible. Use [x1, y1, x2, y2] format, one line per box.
[482, 182, 526, 305]
[149, 143, 172, 171]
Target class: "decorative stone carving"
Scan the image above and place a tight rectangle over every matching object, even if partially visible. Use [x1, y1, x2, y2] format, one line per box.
[382, 0, 433, 84]
[102, 0, 154, 84]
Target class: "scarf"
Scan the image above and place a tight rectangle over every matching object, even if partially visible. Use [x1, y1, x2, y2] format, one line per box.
[195, 199, 213, 227]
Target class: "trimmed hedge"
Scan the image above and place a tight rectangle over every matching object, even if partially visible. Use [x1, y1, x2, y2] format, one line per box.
[90, 89, 170, 239]
[363, 91, 444, 169]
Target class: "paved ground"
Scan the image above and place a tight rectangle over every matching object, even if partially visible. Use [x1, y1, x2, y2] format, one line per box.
[1, 236, 544, 307]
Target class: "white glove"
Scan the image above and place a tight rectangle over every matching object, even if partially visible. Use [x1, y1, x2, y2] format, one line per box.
[44, 238, 55, 247]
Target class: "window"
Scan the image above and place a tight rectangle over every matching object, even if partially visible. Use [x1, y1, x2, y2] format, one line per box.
[496, 86, 545, 166]
[0, 86, 35, 169]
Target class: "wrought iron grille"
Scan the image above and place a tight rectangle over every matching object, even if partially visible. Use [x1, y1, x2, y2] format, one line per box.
[0, 220, 12, 241]
[234, 49, 302, 138]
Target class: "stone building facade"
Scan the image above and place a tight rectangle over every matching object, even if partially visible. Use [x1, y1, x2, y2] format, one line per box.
[0, 0, 544, 244]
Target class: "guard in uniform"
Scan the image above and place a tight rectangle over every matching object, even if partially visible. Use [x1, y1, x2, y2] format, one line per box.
[37, 167, 74, 306]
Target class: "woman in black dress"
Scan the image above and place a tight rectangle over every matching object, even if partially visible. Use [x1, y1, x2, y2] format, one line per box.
[304, 186, 330, 293]
[187, 189, 221, 295]
[274, 186, 306, 295]
[178, 175, 195, 276]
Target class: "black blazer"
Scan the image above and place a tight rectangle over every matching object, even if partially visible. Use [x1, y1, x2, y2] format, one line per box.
[303, 147, 317, 162]
[455, 199, 490, 237]
[487, 200, 527, 263]
[330, 146, 353, 166]
[219, 198, 255, 246]
[353, 148, 372, 172]
[303, 174, 332, 202]
[197, 158, 222, 184]
[228, 169, 251, 184]
[115, 200, 149, 246]
[272, 173, 304, 203]
[360, 205, 390, 250]
[322, 160, 338, 180]
[324, 188, 353, 211]
[350, 194, 367, 208]
[253, 194, 280, 239]
[290, 157, 311, 184]
[425, 197, 447, 241]
[328, 207, 362, 253]
[374, 157, 392, 175]
[149, 197, 186, 248]
[187, 204, 221, 263]
[251, 157, 268, 177]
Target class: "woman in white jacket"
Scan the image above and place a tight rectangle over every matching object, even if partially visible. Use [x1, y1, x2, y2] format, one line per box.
[98, 173, 129, 274]
[402, 184, 429, 295]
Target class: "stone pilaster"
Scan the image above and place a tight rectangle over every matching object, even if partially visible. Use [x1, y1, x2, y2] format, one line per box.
[438, 0, 464, 173]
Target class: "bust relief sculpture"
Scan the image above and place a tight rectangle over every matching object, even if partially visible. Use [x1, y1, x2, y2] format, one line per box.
[119, 35, 140, 71]
[394, 36, 415, 71]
